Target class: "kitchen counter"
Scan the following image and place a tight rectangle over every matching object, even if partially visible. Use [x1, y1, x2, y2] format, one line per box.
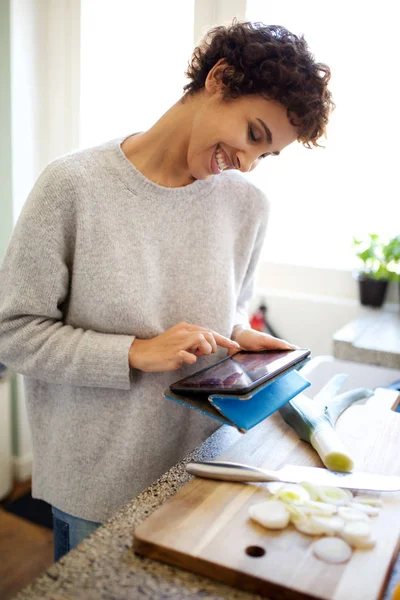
[14, 425, 260, 600]
[14, 356, 400, 600]
[333, 309, 400, 369]
[13, 421, 400, 600]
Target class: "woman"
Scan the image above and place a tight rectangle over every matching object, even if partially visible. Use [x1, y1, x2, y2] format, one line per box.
[0, 22, 333, 560]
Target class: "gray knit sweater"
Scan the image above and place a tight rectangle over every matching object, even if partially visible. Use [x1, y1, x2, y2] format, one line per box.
[0, 136, 269, 522]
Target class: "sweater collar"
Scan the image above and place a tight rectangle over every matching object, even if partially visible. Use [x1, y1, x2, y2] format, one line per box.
[106, 135, 217, 201]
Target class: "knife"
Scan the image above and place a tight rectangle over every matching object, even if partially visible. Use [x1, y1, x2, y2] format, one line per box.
[186, 461, 400, 492]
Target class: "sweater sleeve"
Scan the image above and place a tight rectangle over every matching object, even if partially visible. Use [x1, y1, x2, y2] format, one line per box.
[233, 191, 270, 330]
[0, 162, 135, 390]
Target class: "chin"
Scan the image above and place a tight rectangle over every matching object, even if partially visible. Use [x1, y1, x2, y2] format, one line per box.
[188, 169, 206, 182]
[187, 157, 213, 182]
[194, 164, 215, 181]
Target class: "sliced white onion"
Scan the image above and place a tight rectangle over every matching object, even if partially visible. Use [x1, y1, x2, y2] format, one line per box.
[248, 480, 380, 556]
[354, 495, 383, 507]
[292, 515, 327, 536]
[341, 520, 371, 545]
[341, 488, 354, 502]
[310, 515, 345, 536]
[348, 536, 376, 550]
[299, 481, 319, 501]
[316, 485, 351, 506]
[281, 500, 308, 520]
[350, 502, 380, 517]
[312, 537, 352, 564]
[300, 499, 337, 516]
[275, 484, 310, 503]
[249, 499, 290, 530]
[265, 482, 285, 495]
[338, 506, 369, 521]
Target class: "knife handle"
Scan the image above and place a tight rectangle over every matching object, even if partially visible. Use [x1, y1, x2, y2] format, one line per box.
[186, 461, 280, 483]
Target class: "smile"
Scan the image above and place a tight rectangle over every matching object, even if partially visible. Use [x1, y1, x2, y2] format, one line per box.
[211, 144, 232, 175]
[216, 145, 229, 170]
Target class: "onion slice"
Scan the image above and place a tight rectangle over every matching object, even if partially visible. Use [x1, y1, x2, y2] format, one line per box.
[292, 515, 326, 536]
[338, 506, 369, 521]
[340, 520, 371, 546]
[300, 499, 337, 516]
[317, 485, 352, 505]
[312, 537, 352, 564]
[249, 500, 290, 530]
[350, 502, 380, 517]
[299, 481, 319, 501]
[310, 515, 345, 536]
[354, 495, 383, 507]
[275, 484, 310, 503]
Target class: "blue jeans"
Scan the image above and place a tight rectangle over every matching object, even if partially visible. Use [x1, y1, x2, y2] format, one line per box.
[52, 506, 102, 562]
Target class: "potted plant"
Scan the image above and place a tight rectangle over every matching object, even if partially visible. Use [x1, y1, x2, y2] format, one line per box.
[352, 233, 390, 307]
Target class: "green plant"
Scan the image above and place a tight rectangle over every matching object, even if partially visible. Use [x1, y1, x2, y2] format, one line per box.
[352, 233, 390, 280]
[383, 234, 400, 282]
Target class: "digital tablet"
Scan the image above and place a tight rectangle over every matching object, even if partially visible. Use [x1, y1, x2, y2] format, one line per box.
[169, 348, 311, 396]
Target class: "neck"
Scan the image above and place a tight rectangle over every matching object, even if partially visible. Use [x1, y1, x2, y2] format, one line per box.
[122, 93, 202, 188]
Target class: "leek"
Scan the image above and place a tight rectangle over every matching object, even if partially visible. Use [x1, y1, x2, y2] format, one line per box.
[279, 375, 374, 472]
[249, 481, 380, 555]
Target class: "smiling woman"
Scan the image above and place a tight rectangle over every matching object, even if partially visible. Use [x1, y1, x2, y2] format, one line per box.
[122, 23, 333, 188]
[0, 20, 333, 563]
[184, 23, 332, 147]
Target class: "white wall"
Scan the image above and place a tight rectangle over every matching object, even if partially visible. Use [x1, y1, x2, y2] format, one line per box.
[194, 0, 246, 43]
[251, 262, 398, 357]
[9, 0, 80, 479]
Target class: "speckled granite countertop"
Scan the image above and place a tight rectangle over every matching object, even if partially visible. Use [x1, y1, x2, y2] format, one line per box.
[13, 418, 400, 600]
[13, 425, 262, 600]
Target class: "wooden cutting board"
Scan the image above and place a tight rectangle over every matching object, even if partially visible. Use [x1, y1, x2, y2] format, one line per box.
[133, 388, 400, 600]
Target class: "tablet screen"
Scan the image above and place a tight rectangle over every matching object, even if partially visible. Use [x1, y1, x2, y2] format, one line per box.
[170, 349, 310, 395]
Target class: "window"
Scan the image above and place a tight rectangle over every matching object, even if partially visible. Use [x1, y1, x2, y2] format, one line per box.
[80, 0, 194, 148]
[246, 0, 400, 269]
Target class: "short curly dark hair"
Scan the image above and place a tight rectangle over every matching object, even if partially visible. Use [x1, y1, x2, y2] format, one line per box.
[184, 21, 334, 148]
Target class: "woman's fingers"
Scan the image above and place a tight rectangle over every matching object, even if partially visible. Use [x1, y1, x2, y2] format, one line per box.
[183, 323, 239, 350]
[264, 335, 298, 350]
[212, 331, 240, 349]
[187, 333, 213, 356]
[130, 322, 241, 373]
[202, 331, 218, 354]
[234, 328, 298, 352]
[177, 349, 197, 367]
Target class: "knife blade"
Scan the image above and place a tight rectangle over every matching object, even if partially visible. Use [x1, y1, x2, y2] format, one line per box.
[186, 461, 400, 492]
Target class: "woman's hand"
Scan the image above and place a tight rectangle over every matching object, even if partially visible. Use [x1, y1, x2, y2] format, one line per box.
[129, 322, 240, 372]
[231, 326, 298, 354]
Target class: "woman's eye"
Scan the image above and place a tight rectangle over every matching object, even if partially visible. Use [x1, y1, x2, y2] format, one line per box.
[248, 124, 257, 142]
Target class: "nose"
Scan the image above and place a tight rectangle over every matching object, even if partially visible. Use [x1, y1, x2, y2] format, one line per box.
[235, 151, 259, 173]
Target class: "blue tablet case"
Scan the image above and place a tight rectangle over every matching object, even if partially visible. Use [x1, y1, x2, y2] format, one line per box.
[163, 360, 311, 433]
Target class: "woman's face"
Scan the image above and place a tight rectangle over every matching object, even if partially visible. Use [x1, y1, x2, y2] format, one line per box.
[187, 90, 299, 181]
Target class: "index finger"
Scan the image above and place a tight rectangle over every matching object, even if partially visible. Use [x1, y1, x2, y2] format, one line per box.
[184, 324, 240, 349]
[208, 330, 240, 350]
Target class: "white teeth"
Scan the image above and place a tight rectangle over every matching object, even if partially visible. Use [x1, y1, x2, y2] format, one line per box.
[215, 146, 228, 171]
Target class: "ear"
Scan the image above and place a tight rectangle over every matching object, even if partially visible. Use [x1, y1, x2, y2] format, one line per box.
[205, 58, 228, 94]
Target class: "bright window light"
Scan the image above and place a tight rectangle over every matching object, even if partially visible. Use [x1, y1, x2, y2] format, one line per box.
[246, 0, 400, 269]
[80, 0, 194, 148]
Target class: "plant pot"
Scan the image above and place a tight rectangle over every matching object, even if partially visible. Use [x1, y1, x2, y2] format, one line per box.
[354, 274, 389, 307]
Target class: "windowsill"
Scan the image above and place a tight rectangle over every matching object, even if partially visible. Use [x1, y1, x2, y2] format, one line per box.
[333, 311, 400, 369]
[256, 261, 399, 305]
